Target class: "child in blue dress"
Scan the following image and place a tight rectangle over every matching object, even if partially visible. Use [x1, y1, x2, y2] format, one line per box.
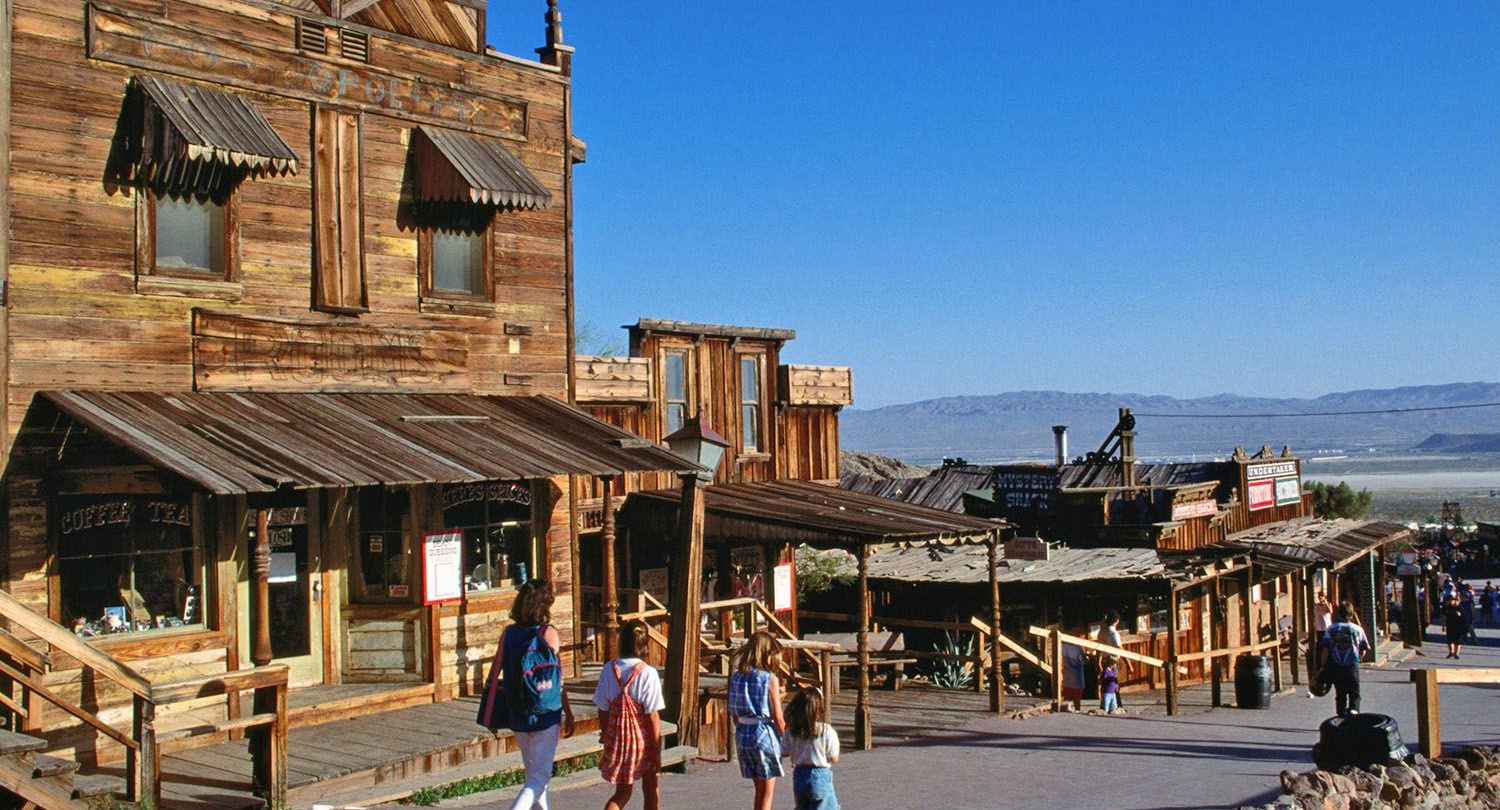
[783, 686, 840, 809]
[728, 631, 785, 810]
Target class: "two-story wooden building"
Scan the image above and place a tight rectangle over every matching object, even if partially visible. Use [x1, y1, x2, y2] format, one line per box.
[0, 0, 702, 783]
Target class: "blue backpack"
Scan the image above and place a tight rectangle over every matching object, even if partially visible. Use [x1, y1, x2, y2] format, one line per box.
[506, 627, 563, 722]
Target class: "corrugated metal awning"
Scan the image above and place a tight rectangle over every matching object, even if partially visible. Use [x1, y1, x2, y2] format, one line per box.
[622, 480, 1004, 549]
[20, 391, 693, 495]
[132, 75, 299, 191]
[414, 126, 552, 209]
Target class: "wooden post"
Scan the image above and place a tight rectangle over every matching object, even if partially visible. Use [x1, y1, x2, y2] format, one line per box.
[1209, 580, 1221, 707]
[1240, 568, 1254, 663]
[128, 694, 158, 805]
[663, 471, 707, 748]
[821, 649, 834, 696]
[1412, 668, 1440, 758]
[1166, 588, 1180, 716]
[1290, 569, 1303, 685]
[972, 635, 985, 694]
[1270, 577, 1284, 692]
[1048, 627, 1063, 712]
[854, 544, 873, 750]
[251, 509, 272, 667]
[600, 476, 619, 663]
[987, 532, 1004, 714]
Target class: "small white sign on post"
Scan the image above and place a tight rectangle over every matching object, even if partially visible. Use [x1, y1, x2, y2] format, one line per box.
[422, 530, 464, 605]
[772, 562, 794, 612]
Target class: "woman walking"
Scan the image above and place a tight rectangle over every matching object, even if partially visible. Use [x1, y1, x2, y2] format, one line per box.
[729, 632, 786, 810]
[1442, 596, 1469, 659]
[496, 581, 575, 810]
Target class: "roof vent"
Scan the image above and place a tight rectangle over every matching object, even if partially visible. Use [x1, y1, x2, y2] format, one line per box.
[341, 29, 370, 63]
[296, 18, 327, 53]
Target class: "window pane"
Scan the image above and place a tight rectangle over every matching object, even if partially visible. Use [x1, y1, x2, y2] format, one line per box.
[742, 404, 759, 451]
[740, 357, 759, 401]
[442, 481, 533, 592]
[56, 495, 202, 637]
[155, 195, 224, 275]
[431, 230, 484, 295]
[665, 353, 686, 401]
[358, 488, 410, 599]
[666, 403, 685, 436]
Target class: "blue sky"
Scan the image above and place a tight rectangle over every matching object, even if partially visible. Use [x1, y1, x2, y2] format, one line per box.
[490, 3, 1500, 409]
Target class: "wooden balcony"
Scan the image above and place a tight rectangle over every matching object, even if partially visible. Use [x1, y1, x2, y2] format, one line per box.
[778, 365, 853, 406]
[575, 356, 652, 403]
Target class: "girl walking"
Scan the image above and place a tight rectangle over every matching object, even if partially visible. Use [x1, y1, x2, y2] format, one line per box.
[729, 632, 785, 810]
[782, 687, 840, 810]
[593, 620, 664, 810]
[494, 581, 574, 810]
[1098, 655, 1120, 714]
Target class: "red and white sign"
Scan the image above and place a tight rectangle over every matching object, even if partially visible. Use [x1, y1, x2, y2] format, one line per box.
[772, 562, 794, 613]
[1247, 480, 1275, 511]
[1171, 500, 1218, 521]
[421, 530, 465, 604]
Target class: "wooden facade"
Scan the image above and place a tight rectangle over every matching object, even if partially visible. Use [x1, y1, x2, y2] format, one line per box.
[0, 0, 621, 769]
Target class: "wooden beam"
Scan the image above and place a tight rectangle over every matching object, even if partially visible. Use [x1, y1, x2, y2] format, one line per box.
[251, 509, 272, 667]
[969, 617, 1050, 676]
[1026, 626, 1182, 672]
[987, 532, 1004, 714]
[600, 476, 619, 662]
[1209, 580, 1221, 707]
[1166, 590, 1180, 716]
[854, 544, 872, 749]
[663, 472, 707, 747]
[338, 0, 383, 18]
[1048, 627, 1063, 711]
[1411, 668, 1440, 758]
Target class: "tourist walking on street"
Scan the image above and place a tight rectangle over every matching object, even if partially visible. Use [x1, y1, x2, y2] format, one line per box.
[1318, 604, 1371, 717]
[782, 687, 841, 810]
[594, 620, 664, 810]
[1098, 654, 1121, 714]
[1061, 629, 1088, 712]
[1442, 596, 1469, 659]
[1100, 611, 1125, 707]
[1459, 584, 1478, 643]
[729, 631, 786, 810]
[1313, 591, 1334, 634]
[1482, 584, 1498, 628]
[495, 580, 574, 810]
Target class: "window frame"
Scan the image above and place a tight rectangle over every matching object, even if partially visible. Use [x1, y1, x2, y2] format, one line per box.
[417, 209, 495, 308]
[351, 487, 415, 604]
[438, 481, 538, 599]
[134, 185, 241, 292]
[661, 347, 693, 438]
[737, 352, 767, 455]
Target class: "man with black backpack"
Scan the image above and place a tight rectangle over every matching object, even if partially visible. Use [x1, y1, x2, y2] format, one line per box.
[1317, 604, 1372, 717]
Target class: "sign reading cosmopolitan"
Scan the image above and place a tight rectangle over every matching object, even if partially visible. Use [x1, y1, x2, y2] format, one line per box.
[1245, 460, 1300, 512]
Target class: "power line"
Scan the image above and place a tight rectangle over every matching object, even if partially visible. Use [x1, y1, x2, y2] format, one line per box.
[1133, 402, 1500, 419]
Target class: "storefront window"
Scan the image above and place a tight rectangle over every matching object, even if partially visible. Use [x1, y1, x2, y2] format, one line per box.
[441, 481, 534, 593]
[56, 495, 201, 637]
[357, 488, 411, 601]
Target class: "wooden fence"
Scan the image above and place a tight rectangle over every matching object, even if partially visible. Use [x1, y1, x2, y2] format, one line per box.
[1409, 667, 1500, 757]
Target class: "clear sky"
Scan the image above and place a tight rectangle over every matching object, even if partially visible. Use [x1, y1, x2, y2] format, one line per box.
[490, 3, 1500, 409]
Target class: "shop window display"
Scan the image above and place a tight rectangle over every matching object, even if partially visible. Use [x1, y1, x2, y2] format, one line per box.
[358, 487, 411, 600]
[56, 495, 201, 637]
[440, 481, 534, 593]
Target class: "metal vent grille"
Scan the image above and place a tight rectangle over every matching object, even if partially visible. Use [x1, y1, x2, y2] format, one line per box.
[341, 29, 370, 63]
[296, 18, 327, 53]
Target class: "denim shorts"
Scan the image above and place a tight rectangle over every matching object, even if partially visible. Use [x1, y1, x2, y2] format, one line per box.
[792, 765, 840, 810]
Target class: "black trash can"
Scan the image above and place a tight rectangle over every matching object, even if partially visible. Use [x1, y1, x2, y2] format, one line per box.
[1312, 714, 1410, 770]
[1234, 654, 1273, 709]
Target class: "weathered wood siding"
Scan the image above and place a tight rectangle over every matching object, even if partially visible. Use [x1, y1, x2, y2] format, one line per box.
[5, 0, 572, 451]
[778, 365, 853, 407]
[343, 614, 421, 682]
[777, 405, 841, 483]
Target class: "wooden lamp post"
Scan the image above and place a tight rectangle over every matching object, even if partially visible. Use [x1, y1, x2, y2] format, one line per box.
[661, 417, 728, 748]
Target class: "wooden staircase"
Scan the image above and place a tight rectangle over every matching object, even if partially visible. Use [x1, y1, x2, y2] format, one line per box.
[0, 730, 119, 809]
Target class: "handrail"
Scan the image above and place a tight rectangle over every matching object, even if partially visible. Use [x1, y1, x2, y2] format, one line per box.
[1410, 667, 1500, 757]
[0, 588, 152, 698]
[1026, 625, 1187, 674]
[0, 624, 50, 672]
[969, 617, 1050, 676]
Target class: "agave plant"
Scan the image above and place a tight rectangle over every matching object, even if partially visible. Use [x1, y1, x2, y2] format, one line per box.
[931, 631, 976, 690]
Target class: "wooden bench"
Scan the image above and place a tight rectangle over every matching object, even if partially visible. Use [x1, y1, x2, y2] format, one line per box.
[804, 632, 917, 694]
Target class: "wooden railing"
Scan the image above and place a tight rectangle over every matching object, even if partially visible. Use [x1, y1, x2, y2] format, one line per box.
[1409, 667, 1500, 757]
[0, 588, 288, 806]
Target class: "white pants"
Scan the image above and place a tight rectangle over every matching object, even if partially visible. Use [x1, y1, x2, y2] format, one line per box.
[508, 724, 561, 810]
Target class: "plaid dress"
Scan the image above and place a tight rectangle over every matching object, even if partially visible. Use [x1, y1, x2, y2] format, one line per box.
[729, 668, 784, 780]
[598, 661, 657, 784]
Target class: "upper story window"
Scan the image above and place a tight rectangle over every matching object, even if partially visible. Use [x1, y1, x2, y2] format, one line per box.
[739, 355, 763, 452]
[417, 205, 493, 303]
[150, 191, 229, 278]
[664, 350, 689, 436]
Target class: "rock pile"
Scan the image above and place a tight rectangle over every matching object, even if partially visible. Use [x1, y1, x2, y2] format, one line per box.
[1238, 746, 1500, 809]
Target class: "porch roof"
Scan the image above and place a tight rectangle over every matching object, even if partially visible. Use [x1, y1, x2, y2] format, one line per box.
[620, 479, 1003, 549]
[1226, 518, 1413, 571]
[863, 543, 1244, 588]
[22, 391, 693, 494]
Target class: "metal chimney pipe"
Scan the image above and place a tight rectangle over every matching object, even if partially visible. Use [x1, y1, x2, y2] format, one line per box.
[1052, 425, 1068, 466]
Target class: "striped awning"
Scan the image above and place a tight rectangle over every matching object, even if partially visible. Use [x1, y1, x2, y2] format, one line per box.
[132, 75, 299, 192]
[413, 126, 552, 209]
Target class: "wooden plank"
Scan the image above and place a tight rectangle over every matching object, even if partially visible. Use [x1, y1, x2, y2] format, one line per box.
[1428, 667, 1500, 685]
[1411, 668, 1440, 758]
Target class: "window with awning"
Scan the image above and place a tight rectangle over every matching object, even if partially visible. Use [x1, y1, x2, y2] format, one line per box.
[125, 75, 298, 283]
[410, 127, 552, 304]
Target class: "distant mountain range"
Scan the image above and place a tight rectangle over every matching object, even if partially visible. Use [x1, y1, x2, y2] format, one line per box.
[840, 383, 1500, 464]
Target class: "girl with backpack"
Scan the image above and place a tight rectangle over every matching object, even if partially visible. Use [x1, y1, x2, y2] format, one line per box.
[593, 620, 664, 810]
[491, 580, 575, 810]
[729, 631, 786, 810]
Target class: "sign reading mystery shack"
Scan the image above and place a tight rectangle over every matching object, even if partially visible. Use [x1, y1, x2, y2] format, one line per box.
[992, 467, 1058, 512]
[193, 311, 469, 392]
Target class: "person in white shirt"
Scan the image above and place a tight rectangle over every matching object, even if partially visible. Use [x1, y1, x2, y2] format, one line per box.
[592, 621, 665, 810]
[781, 687, 840, 810]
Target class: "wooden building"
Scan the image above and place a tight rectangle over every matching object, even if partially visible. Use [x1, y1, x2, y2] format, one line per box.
[0, 0, 702, 795]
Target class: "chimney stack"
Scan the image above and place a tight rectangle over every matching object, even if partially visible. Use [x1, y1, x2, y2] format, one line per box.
[1052, 425, 1068, 467]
